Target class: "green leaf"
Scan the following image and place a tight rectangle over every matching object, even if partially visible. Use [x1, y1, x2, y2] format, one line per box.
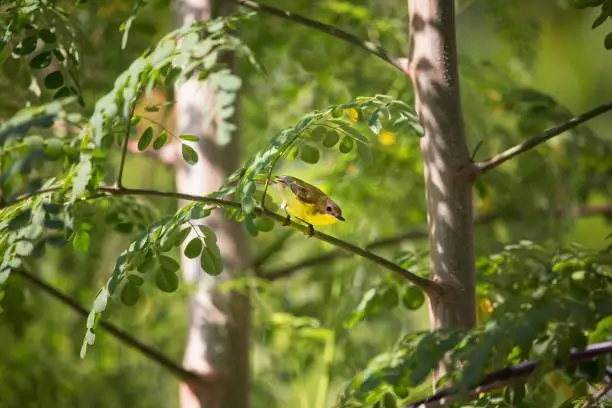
[8, 210, 31, 230]
[401, 286, 425, 310]
[120, 281, 140, 306]
[339, 135, 354, 153]
[184, 237, 203, 259]
[30, 52, 52, 70]
[138, 126, 154, 151]
[299, 144, 320, 164]
[14, 36, 38, 56]
[173, 227, 192, 246]
[573, 0, 603, 9]
[153, 131, 168, 150]
[159, 255, 180, 273]
[73, 230, 90, 253]
[182, 144, 198, 165]
[592, 10, 608, 29]
[38, 29, 57, 44]
[15, 241, 34, 257]
[44, 71, 64, 89]
[503, 383, 526, 405]
[137, 255, 156, 274]
[47, 235, 68, 247]
[218, 74, 242, 91]
[155, 268, 179, 293]
[322, 130, 340, 148]
[605, 32, 612, 50]
[244, 213, 259, 236]
[179, 134, 199, 142]
[165, 67, 182, 85]
[254, 217, 275, 232]
[53, 49, 64, 62]
[200, 246, 223, 276]
[54, 86, 76, 100]
[181, 32, 200, 49]
[127, 274, 144, 286]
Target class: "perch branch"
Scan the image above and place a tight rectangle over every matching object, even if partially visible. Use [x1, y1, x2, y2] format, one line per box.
[256, 203, 612, 281]
[13, 267, 204, 385]
[476, 101, 612, 176]
[228, 0, 408, 73]
[15, 185, 438, 294]
[408, 340, 612, 408]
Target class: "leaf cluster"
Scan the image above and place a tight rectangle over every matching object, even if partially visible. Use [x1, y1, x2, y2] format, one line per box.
[339, 242, 612, 407]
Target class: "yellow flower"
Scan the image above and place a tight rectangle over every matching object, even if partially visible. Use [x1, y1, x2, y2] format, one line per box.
[378, 130, 396, 147]
[476, 298, 493, 324]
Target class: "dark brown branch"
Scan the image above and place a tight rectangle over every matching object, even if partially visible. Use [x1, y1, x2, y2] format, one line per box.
[13, 267, 204, 385]
[407, 340, 612, 408]
[228, 0, 407, 73]
[15, 185, 438, 294]
[256, 203, 612, 281]
[258, 226, 429, 281]
[476, 101, 612, 176]
[582, 382, 612, 408]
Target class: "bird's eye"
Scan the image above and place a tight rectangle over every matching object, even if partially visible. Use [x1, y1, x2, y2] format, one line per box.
[326, 206, 332, 212]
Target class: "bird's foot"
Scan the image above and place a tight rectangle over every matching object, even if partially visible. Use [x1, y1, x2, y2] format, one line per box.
[283, 214, 291, 226]
[306, 224, 315, 237]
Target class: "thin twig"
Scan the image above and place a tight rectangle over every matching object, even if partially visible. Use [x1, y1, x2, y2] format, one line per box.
[582, 383, 612, 408]
[117, 104, 137, 188]
[476, 101, 612, 176]
[256, 203, 612, 281]
[407, 340, 612, 408]
[13, 267, 204, 385]
[229, 0, 407, 73]
[14, 185, 438, 294]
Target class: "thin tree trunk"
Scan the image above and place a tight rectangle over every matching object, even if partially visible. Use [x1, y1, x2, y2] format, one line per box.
[407, 0, 476, 337]
[174, 1, 250, 407]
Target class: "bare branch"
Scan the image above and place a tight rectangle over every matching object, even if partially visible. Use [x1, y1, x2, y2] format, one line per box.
[476, 101, 612, 176]
[228, 0, 408, 73]
[256, 203, 612, 282]
[407, 340, 612, 408]
[14, 185, 439, 294]
[582, 383, 612, 408]
[14, 267, 205, 385]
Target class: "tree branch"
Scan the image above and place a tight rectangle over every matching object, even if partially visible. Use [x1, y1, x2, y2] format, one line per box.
[13, 267, 204, 385]
[255, 202, 612, 281]
[15, 185, 439, 294]
[476, 101, 612, 176]
[407, 340, 612, 408]
[582, 382, 612, 408]
[228, 0, 408, 73]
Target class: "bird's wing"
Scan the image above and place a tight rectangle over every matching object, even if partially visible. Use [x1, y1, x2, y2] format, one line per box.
[275, 175, 325, 205]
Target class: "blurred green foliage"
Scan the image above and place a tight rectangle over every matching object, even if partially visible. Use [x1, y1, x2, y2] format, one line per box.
[1, 0, 612, 407]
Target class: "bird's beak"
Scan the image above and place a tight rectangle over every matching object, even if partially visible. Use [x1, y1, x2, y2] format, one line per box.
[336, 215, 345, 221]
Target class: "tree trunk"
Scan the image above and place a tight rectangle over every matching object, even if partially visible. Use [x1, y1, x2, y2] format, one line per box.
[407, 0, 476, 334]
[174, 1, 250, 408]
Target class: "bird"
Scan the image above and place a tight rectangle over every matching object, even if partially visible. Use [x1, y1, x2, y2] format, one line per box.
[271, 175, 345, 236]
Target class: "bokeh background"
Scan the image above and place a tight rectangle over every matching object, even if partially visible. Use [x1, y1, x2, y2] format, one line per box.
[1, 0, 611, 407]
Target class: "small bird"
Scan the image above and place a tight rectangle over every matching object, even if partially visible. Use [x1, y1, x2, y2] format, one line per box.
[272, 175, 345, 236]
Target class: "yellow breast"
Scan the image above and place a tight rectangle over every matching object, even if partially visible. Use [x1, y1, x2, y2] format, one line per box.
[284, 194, 339, 226]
